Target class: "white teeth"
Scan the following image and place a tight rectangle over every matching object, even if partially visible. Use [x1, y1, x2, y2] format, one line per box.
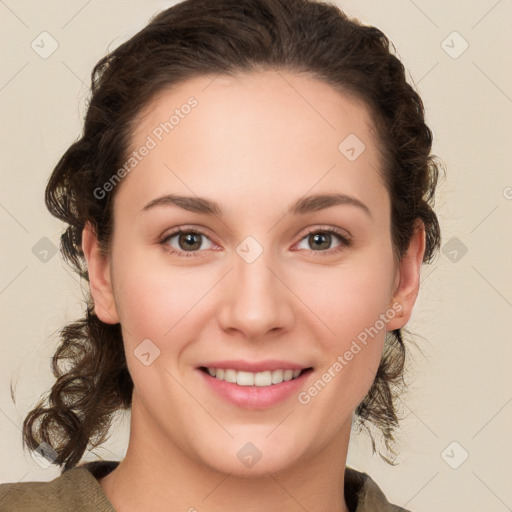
[224, 369, 237, 383]
[254, 371, 272, 386]
[271, 369, 284, 384]
[237, 371, 254, 386]
[205, 367, 304, 386]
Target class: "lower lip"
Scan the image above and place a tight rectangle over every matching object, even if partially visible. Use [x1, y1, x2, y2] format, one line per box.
[197, 368, 312, 409]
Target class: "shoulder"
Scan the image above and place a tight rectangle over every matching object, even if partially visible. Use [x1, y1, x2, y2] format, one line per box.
[345, 466, 412, 512]
[0, 461, 118, 512]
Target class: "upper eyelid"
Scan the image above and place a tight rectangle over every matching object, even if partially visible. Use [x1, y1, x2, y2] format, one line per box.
[300, 225, 351, 241]
[162, 225, 216, 243]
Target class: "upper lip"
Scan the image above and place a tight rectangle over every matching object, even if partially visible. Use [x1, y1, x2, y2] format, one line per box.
[198, 359, 312, 373]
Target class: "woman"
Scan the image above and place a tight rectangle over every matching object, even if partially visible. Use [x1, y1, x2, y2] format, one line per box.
[0, 0, 441, 510]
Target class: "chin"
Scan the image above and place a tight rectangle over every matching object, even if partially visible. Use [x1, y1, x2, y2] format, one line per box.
[194, 436, 305, 477]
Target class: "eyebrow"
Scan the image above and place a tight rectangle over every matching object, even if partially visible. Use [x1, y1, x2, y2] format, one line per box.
[141, 192, 372, 218]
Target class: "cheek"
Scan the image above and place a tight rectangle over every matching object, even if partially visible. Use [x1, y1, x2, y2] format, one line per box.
[296, 251, 395, 401]
[111, 246, 200, 336]
[110, 258, 207, 408]
[299, 255, 396, 343]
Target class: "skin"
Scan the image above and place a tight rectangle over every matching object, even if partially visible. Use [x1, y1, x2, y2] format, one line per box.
[82, 69, 425, 512]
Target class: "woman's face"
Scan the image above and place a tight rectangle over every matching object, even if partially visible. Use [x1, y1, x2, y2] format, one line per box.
[86, 70, 423, 476]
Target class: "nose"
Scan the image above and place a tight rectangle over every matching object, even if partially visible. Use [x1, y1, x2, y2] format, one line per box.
[217, 246, 295, 341]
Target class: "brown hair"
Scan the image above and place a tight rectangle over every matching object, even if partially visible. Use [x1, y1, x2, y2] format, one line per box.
[22, 0, 442, 470]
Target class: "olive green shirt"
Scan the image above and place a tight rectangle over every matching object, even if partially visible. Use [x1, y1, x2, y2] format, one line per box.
[0, 461, 411, 511]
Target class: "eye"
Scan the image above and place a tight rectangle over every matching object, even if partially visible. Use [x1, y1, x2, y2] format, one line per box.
[159, 225, 352, 258]
[160, 227, 215, 258]
[295, 227, 352, 255]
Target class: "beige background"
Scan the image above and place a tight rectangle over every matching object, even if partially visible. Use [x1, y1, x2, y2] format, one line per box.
[1, 1, 511, 510]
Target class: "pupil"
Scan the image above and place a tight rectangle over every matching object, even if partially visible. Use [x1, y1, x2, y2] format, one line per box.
[181, 233, 200, 250]
[312, 233, 329, 250]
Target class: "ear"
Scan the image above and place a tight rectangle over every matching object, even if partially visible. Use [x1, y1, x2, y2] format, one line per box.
[81, 222, 120, 324]
[386, 219, 426, 330]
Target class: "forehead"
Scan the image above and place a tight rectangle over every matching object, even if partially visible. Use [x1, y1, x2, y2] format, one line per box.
[116, 69, 388, 219]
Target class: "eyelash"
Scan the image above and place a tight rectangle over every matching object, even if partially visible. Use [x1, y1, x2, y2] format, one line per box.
[159, 225, 352, 259]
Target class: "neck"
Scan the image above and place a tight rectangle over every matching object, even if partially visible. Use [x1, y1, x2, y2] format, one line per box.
[99, 398, 351, 512]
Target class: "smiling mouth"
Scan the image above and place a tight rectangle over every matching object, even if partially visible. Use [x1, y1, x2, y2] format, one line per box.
[199, 366, 313, 387]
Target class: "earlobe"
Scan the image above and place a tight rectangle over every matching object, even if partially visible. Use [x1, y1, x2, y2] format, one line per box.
[81, 222, 120, 324]
[386, 220, 426, 331]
